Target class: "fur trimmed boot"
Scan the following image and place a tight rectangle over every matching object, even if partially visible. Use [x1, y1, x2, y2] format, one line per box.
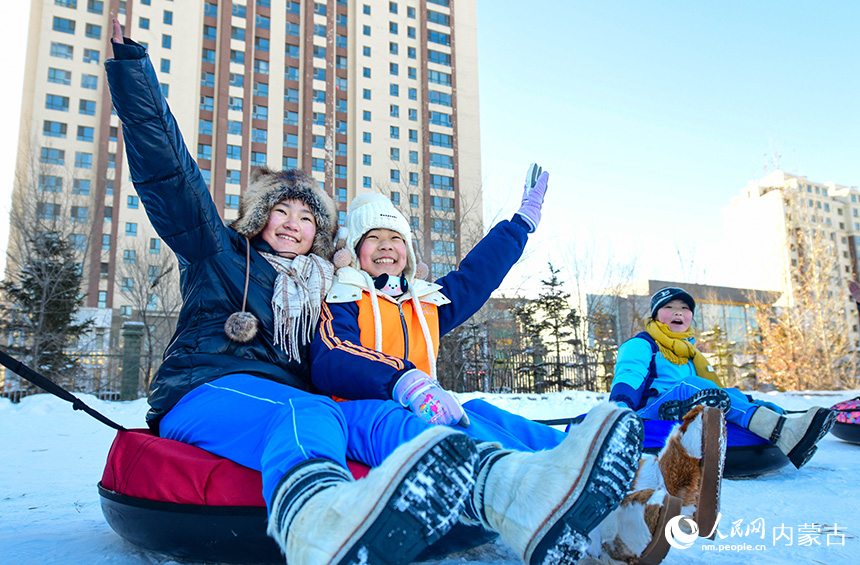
[748, 405, 836, 469]
[268, 426, 477, 565]
[466, 402, 644, 565]
[596, 488, 682, 565]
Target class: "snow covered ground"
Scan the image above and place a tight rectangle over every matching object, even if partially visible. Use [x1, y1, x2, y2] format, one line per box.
[1, 390, 858, 564]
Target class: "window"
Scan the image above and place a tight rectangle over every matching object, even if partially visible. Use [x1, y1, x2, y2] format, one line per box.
[314, 2, 326, 15]
[230, 50, 245, 64]
[284, 134, 298, 148]
[432, 219, 455, 235]
[139, 17, 150, 30]
[408, 129, 417, 142]
[410, 194, 419, 208]
[46, 94, 69, 111]
[37, 202, 61, 221]
[225, 144, 242, 160]
[197, 144, 212, 160]
[50, 42, 74, 59]
[430, 174, 454, 190]
[104, 205, 113, 223]
[53, 17, 76, 34]
[225, 194, 240, 209]
[226, 170, 241, 184]
[202, 48, 216, 64]
[313, 90, 325, 103]
[430, 111, 451, 127]
[43, 120, 67, 138]
[336, 142, 347, 156]
[162, 34, 172, 49]
[107, 152, 116, 169]
[70, 206, 88, 223]
[390, 126, 400, 139]
[407, 26, 415, 38]
[110, 126, 117, 141]
[336, 187, 347, 202]
[256, 14, 270, 29]
[408, 87, 417, 100]
[79, 99, 96, 115]
[314, 67, 326, 82]
[120, 305, 132, 318]
[82, 48, 100, 64]
[284, 111, 298, 126]
[428, 31, 450, 46]
[409, 172, 418, 186]
[39, 175, 63, 192]
[363, 132, 371, 143]
[363, 176, 371, 188]
[408, 46, 416, 59]
[75, 152, 92, 169]
[101, 234, 110, 251]
[283, 156, 297, 169]
[389, 22, 398, 34]
[390, 63, 399, 76]
[409, 150, 418, 164]
[164, 10, 174, 24]
[149, 238, 161, 254]
[390, 170, 400, 182]
[200, 95, 214, 111]
[390, 1, 398, 14]
[408, 108, 417, 121]
[73, 179, 90, 195]
[408, 67, 416, 80]
[408, 6, 416, 18]
[255, 36, 269, 52]
[363, 88, 371, 100]
[312, 135, 325, 149]
[251, 151, 266, 166]
[283, 87, 299, 103]
[430, 153, 453, 169]
[85, 23, 102, 40]
[160, 59, 171, 73]
[430, 91, 452, 106]
[312, 158, 324, 172]
[201, 71, 215, 88]
[430, 132, 452, 148]
[390, 147, 400, 161]
[431, 196, 455, 211]
[252, 128, 267, 143]
[203, 25, 217, 40]
[229, 73, 244, 87]
[254, 59, 269, 75]
[126, 222, 138, 236]
[105, 180, 114, 195]
[81, 74, 98, 89]
[77, 125, 94, 142]
[47, 68, 71, 85]
[87, 0, 103, 13]
[122, 278, 134, 292]
[312, 112, 324, 125]
[98, 291, 107, 308]
[228, 96, 243, 111]
[252, 104, 268, 120]
[56, 0, 77, 7]
[428, 11, 450, 25]
[335, 165, 346, 179]
[390, 84, 399, 97]
[362, 154, 372, 166]
[285, 65, 299, 81]
[70, 234, 86, 251]
[429, 70, 451, 86]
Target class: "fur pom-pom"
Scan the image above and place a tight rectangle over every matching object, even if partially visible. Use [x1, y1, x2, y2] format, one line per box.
[415, 261, 430, 281]
[333, 248, 352, 269]
[225, 311, 259, 343]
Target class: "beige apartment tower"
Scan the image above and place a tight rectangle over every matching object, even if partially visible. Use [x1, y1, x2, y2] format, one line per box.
[9, 0, 481, 344]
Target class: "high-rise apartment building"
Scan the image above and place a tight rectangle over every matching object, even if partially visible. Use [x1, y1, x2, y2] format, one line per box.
[722, 170, 860, 345]
[9, 0, 481, 344]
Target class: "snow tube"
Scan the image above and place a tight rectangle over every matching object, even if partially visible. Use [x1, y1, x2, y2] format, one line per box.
[829, 397, 860, 444]
[98, 429, 496, 564]
[642, 419, 789, 477]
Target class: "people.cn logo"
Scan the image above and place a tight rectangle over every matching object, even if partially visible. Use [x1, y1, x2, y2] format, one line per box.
[665, 515, 701, 549]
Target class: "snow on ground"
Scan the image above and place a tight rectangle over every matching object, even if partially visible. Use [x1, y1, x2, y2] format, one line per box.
[1, 390, 858, 564]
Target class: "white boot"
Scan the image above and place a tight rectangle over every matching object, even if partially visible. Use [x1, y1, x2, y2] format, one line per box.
[268, 426, 477, 565]
[475, 402, 643, 565]
[748, 406, 836, 469]
[597, 488, 682, 565]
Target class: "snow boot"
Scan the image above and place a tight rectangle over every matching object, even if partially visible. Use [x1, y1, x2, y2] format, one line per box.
[656, 405, 725, 538]
[657, 388, 731, 420]
[596, 488, 682, 565]
[748, 405, 836, 469]
[267, 426, 477, 565]
[466, 402, 644, 565]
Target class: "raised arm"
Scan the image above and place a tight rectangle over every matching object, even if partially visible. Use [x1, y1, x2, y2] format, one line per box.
[105, 19, 226, 263]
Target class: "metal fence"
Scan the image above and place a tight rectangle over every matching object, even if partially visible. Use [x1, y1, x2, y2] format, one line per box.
[450, 354, 614, 395]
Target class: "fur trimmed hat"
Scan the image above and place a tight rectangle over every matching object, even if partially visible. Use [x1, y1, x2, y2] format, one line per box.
[230, 167, 338, 260]
[338, 192, 418, 281]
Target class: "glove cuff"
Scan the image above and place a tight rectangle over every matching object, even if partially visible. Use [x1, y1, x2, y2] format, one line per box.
[393, 369, 432, 407]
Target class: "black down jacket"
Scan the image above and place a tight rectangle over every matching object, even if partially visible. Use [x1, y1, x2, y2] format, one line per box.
[105, 44, 312, 430]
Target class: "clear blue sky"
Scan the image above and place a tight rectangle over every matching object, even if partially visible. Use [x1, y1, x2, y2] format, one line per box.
[476, 0, 860, 289]
[1, 1, 858, 289]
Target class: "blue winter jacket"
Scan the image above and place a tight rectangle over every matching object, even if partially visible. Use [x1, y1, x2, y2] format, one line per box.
[610, 335, 699, 410]
[105, 42, 312, 429]
[311, 217, 530, 400]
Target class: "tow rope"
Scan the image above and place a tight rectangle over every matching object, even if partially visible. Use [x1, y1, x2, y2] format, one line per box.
[0, 348, 127, 431]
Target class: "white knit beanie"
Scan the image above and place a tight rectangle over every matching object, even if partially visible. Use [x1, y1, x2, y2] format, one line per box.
[343, 192, 417, 281]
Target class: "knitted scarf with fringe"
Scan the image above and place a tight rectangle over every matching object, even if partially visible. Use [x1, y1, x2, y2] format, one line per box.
[645, 319, 724, 388]
[260, 253, 334, 361]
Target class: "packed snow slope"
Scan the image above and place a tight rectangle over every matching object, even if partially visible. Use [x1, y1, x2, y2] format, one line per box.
[1, 390, 857, 564]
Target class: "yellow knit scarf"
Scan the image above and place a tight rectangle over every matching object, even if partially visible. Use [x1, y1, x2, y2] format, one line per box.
[645, 319, 724, 388]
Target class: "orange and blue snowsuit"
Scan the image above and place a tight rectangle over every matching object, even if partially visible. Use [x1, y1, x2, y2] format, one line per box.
[310, 216, 567, 451]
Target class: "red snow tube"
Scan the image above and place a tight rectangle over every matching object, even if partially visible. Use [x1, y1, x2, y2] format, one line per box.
[829, 397, 860, 444]
[98, 429, 495, 564]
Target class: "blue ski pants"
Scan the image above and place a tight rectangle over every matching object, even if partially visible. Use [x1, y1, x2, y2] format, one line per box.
[637, 375, 761, 428]
[159, 374, 565, 509]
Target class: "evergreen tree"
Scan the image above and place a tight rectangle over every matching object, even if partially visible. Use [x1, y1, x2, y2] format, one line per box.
[0, 232, 93, 388]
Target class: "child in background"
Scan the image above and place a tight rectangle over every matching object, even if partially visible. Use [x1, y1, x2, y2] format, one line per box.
[610, 286, 836, 469]
[311, 169, 723, 564]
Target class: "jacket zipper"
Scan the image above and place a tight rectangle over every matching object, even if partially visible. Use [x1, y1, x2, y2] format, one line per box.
[398, 303, 409, 358]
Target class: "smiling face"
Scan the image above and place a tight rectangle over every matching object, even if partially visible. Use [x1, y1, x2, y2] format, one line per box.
[357, 228, 408, 277]
[655, 299, 694, 333]
[260, 199, 316, 257]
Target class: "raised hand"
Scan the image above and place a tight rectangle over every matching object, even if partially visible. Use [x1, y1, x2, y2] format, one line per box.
[111, 18, 123, 43]
[516, 163, 549, 233]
